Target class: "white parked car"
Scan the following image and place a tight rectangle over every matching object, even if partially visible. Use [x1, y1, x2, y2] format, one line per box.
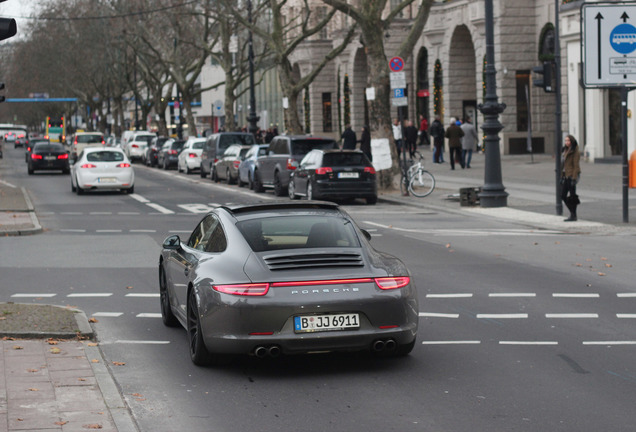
[124, 131, 156, 163]
[71, 147, 135, 195]
[177, 137, 206, 174]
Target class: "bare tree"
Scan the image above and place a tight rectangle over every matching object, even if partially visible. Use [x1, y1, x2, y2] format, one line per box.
[232, 0, 357, 134]
[321, 0, 433, 187]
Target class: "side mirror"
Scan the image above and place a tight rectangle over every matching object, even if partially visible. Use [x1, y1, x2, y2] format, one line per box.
[163, 235, 181, 250]
[361, 229, 372, 241]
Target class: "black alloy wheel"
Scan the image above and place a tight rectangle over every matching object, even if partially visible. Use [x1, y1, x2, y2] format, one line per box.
[226, 168, 232, 185]
[159, 265, 179, 327]
[273, 172, 285, 196]
[187, 290, 213, 366]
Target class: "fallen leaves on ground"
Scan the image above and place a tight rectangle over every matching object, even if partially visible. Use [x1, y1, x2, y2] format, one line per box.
[91, 359, 99, 363]
[88, 318, 98, 323]
[55, 421, 68, 426]
[50, 347, 61, 354]
[112, 361, 126, 366]
[83, 424, 103, 429]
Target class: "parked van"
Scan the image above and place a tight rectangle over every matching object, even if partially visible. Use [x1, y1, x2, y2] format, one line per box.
[200, 132, 255, 179]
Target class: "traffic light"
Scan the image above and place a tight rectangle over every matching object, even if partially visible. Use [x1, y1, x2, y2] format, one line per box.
[533, 62, 554, 93]
[0, 82, 4, 103]
[1, 0, 17, 42]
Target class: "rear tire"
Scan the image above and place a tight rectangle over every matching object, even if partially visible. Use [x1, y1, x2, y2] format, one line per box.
[187, 290, 213, 366]
[252, 170, 264, 192]
[273, 172, 285, 196]
[288, 179, 299, 200]
[200, 164, 206, 178]
[226, 169, 232, 185]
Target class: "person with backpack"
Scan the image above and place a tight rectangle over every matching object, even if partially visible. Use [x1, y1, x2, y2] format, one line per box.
[429, 115, 445, 163]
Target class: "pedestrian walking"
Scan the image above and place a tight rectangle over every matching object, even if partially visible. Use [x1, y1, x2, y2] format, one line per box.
[460, 117, 479, 168]
[429, 115, 445, 163]
[341, 124, 357, 150]
[418, 114, 429, 146]
[392, 118, 403, 157]
[360, 125, 372, 161]
[445, 117, 464, 170]
[561, 134, 581, 221]
[404, 120, 419, 158]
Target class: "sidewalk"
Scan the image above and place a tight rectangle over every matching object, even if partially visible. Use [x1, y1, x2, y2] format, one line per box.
[0, 304, 137, 432]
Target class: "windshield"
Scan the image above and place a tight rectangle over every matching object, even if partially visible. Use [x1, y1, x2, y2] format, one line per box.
[236, 215, 360, 252]
[34, 143, 65, 152]
[323, 152, 368, 166]
[76, 134, 103, 144]
[219, 134, 255, 150]
[193, 141, 205, 149]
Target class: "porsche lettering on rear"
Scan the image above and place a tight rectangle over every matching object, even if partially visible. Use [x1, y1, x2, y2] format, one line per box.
[290, 287, 360, 295]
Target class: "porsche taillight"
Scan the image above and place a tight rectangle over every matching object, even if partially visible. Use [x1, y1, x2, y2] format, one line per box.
[213, 283, 270, 296]
[374, 277, 410, 290]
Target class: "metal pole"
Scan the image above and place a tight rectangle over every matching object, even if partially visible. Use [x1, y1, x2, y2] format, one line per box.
[554, 0, 563, 215]
[621, 86, 629, 223]
[478, 0, 508, 207]
[247, 0, 260, 135]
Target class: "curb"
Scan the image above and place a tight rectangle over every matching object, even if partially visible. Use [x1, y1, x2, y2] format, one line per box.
[0, 304, 94, 339]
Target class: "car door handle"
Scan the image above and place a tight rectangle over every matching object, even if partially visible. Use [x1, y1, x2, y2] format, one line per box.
[184, 268, 190, 276]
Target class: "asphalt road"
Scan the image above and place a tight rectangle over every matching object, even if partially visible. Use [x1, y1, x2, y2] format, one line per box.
[2, 145, 636, 432]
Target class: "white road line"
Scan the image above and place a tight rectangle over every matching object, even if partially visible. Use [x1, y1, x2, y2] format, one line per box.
[90, 212, 112, 215]
[146, 203, 175, 214]
[118, 212, 140, 215]
[477, 313, 528, 319]
[125, 293, 159, 298]
[552, 293, 600, 298]
[426, 293, 473, 298]
[421, 341, 481, 345]
[96, 230, 123, 233]
[545, 313, 599, 318]
[489, 293, 536, 298]
[136, 313, 162, 318]
[129, 229, 156, 233]
[60, 229, 86, 233]
[11, 293, 56, 298]
[617, 293, 636, 298]
[419, 312, 460, 318]
[61, 212, 83, 215]
[582, 341, 636, 345]
[67, 293, 113, 297]
[92, 312, 124, 317]
[499, 341, 559, 345]
[129, 194, 150, 203]
[617, 314, 636, 318]
[0, 179, 17, 188]
[169, 230, 192, 233]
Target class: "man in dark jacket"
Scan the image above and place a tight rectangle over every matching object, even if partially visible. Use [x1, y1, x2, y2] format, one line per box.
[341, 125, 357, 150]
[360, 125, 372, 161]
[445, 118, 464, 170]
[404, 120, 419, 158]
[429, 116, 445, 163]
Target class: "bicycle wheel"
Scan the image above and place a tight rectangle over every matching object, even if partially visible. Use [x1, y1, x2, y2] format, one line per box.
[409, 169, 435, 197]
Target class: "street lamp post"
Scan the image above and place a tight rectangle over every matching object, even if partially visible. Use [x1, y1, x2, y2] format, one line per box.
[478, 0, 508, 208]
[247, 0, 259, 134]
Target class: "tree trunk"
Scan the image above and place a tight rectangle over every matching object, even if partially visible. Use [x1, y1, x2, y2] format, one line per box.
[278, 63, 304, 134]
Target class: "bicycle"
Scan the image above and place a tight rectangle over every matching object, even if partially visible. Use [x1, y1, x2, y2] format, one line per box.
[399, 151, 435, 197]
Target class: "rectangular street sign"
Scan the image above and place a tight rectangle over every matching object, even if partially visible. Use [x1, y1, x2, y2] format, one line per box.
[582, 2, 636, 87]
[390, 72, 406, 89]
[391, 97, 408, 107]
[393, 88, 405, 98]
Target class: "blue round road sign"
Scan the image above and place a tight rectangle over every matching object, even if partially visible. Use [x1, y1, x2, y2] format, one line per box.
[389, 57, 404, 72]
[610, 23, 636, 55]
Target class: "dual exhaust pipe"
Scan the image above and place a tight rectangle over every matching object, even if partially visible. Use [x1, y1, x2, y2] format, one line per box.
[254, 345, 281, 358]
[372, 338, 397, 352]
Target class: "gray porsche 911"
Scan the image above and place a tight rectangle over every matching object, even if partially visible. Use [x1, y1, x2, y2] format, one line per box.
[159, 201, 418, 366]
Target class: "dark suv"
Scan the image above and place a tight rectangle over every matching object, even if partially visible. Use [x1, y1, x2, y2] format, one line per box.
[200, 132, 255, 179]
[253, 135, 338, 196]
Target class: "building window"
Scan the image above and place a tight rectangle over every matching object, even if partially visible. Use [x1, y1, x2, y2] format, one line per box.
[322, 93, 332, 132]
[516, 70, 530, 132]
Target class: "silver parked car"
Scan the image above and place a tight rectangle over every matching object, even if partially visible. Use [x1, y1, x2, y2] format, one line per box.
[159, 201, 418, 366]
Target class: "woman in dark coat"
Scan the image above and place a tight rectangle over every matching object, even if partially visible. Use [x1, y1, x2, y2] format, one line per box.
[561, 134, 581, 221]
[360, 125, 372, 161]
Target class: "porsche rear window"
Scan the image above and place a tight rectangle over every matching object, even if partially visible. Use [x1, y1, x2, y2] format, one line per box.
[237, 216, 360, 252]
[87, 151, 124, 162]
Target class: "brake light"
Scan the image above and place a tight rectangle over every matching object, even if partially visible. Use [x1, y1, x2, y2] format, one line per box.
[74, 138, 78, 144]
[116, 163, 131, 168]
[315, 167, 333, 175]
[287, 158, 298, 170]
[364, 166, 376, 174]
[213, 158, 219, 163]
[80, 163, 97, 168]
[57, 153, 69, 160]
[271, 278, 374, 287]
[233, 160, 240, 169]
[132, 144, 139, 148]
[374, 277, 410, 290]
[168, 149, 178, 155]
[213, 283, 270, 296]
[188, 153, 197, 158]
[31, 154, 43, 160]
[101, 140, 105, 145]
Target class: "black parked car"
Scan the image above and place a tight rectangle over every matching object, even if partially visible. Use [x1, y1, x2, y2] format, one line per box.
[288, 149, 377, 204]
[157, 139, 186, 170]
[27, 142, 70, 174]
[145, 136, 170, 167]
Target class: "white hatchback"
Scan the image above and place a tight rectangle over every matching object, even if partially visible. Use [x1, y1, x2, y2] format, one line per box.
[71, 147, 135, 195]
[177, 137, 206, 174]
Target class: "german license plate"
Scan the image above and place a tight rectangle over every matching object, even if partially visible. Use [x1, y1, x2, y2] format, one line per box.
[294, 313, 360, 333]
[98, 177, 116, 183]
[45, 156, 56, 160]
[338, 172, 359, 179]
